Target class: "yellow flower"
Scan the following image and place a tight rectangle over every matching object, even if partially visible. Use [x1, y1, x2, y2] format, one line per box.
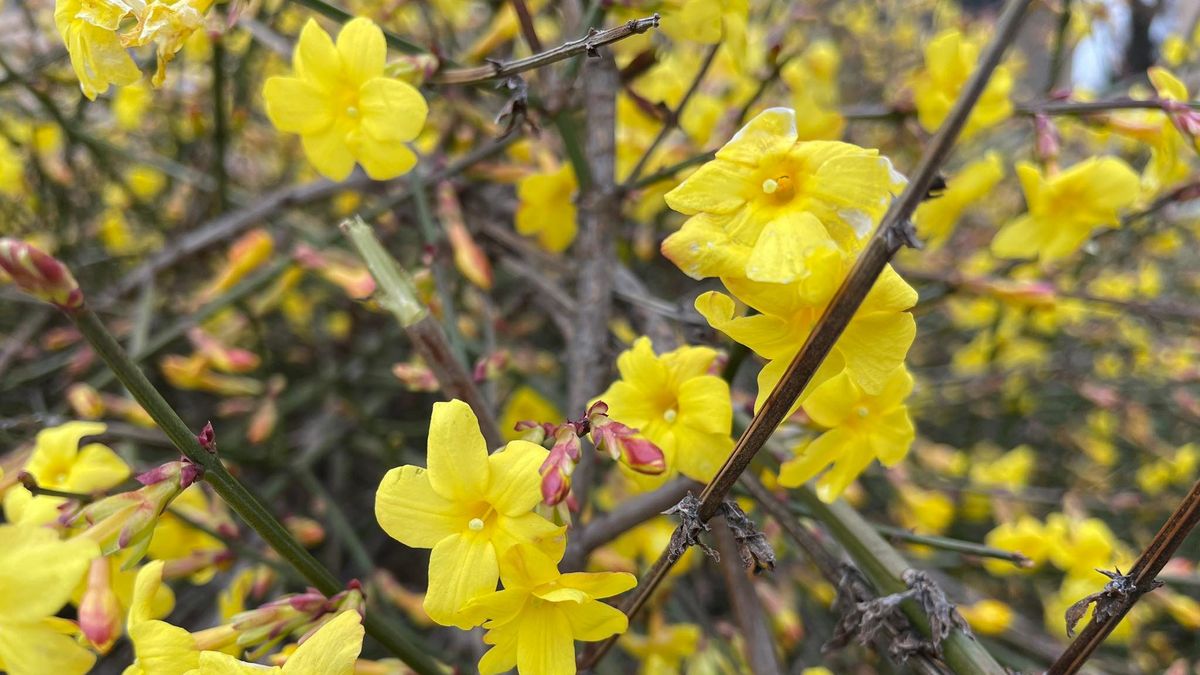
[778, 368, 914, 502]
[0, 524, 100, 675]
[913, 152, 1004, 248]
[263, 18, 429, 181]
[3, 421, 130, 526]
[515, 163, 578, 253]
[620, 614, 701, 674]
[195, 610, 363, 674]
[375, 400, 564, 628]
[53, 0, 141, 99]
[696, 252, 916, 414]
[660, 0, 749, 60]
[460, 544, 636, 675]
[1046, 514, 1126, 579]
[990, 157, 1139, 263]
[895, 485, 955, 535]
[969, 444, 1035, 491]
[983, 515, 1049, 576]
[782, 41, 844, 141]
[958, 599, 1013, 636]
[0, 136, 23, 196]
[662, 108, 905, 282]
[595, 338, 733, 485]
[911, 30, 1012, 138]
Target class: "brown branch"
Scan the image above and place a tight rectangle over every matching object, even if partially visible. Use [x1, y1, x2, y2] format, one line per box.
[562, 478, 698, 570]
[430, 15, 660, 85]
[712, 515, 783, 675]
[843, 97, 1200, 122]
[563, 53, 621, 518]
[407, 316, 504, 449]
[1047, 477, 1200, 674]
[509, 0, 543, 54]
[580, 0, 1033, 669]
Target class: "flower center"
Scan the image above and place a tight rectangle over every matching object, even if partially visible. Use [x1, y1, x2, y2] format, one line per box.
[663, 408, 677, 423]
[345, 106, 359, 118]
[761, 175, 795, 201]
[855, 406, 870, 418]
[468, 518, 485, 531]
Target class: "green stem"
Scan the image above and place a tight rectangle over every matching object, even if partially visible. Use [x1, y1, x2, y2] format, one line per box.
[794, 488, 1007, 675]
[68, 305, 442, 675]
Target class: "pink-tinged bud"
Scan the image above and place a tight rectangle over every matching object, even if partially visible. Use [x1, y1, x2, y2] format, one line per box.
[78, 558, 121, 654]
[71, 460, 198, 564]
[188, 328, 261, 373]
[1034, 114, 1060, 164]
[472, 350, 510, 382]
[284, 516, 326, 548]
[294, 244, 375, 299]
[197, 421, 217, 453]
[538, 428, 582, 505]
[392, 361, 440, 391]
[1163, 100, 1200, 149]
[42, 326, 81, 350]
[0, 238, 84, 310]
[198, 229, 273, 302]
[67, 383, 106, 419]
[438, 182, 493, 290]
[615, 435, 667, 474]
[964, 276, 1057, 307]
[246, 397, 278, 444]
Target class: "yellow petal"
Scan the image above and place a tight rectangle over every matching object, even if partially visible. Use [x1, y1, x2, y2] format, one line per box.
[300, 126, 356, 181]
[283, 610, 363, 675]
[336, 18, 385, 85]
[68, 442, 131, 492]
[129, 560, 166, 626]
[0, 524, 98, 621]
[459, 588, 527, 629]
[127, 620, 199, 675]
[263, 77, 333, 135]
[744, 213, 838, 284]
[836, 311, 915, 394]
[427, 399, 490, 501]
[563, 599, 629, 641]
[801, 371, 859, 428]
[559, 571, 637, 599]
[346, 130, 417, 180]
[777, 429, 847, 489]
[491, 513, 565, 561]
[486, 440, 548, 516]
[675, 376, 731, 435]
[24, 421, 107, 482]
[195, 651, 270, 674]
[375, 465, 466, 548]
[714, 107, 798, 166]
[694, 292, 796, 360]
[0, 620, 96, 675]
[425, 532, 498, 628]
[663, 159, 751, 215]
[672, 427, 732, 483]
[516, 604, 576, 675]
[294, 19, 340, 88]
[660, 212, 750, 280]
[477, 630, 518, 675]
[359, 77, 428, 141]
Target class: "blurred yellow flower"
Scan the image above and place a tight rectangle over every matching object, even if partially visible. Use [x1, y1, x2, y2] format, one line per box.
[914, 152, 1004, 247]
[958, 599, 1013, 636]
[912, 30, 1012, 138]
[515, 163, 577, 252]
[991, 157, 1139, 263]
[263, 18, 429, 180]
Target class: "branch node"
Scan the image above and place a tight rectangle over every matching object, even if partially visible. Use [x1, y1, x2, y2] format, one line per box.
[827, 567, 968, 661]
[887, 218, 923, 250]
[663, 492, 717, 563]
[717, 500, 776, 573]
[1063, 567, 1163, 637]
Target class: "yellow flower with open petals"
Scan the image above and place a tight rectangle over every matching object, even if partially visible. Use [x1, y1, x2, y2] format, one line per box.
[778, 367, 914, 502]
[53, 0, 141, 100]
[595, 338, 733, 485]
[696, 252, 917, 414]
[662, 108, 904, 282]
[375, 400, 563, 628]
[912, 30, 1012, 138]
[263, 18, 429, 181]
[3, 421, 130, 526]
[460, 544, 636, 675]
[0, 524, 99, 675]
[515, 164, 578, 253]
[990, 157, 1139, 263]
[620, 614, 701, 674]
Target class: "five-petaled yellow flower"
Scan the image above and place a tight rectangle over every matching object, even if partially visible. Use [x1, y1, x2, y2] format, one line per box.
[662, 108, 905, 282]
[778, 367, 915, 502]
[515, 164, 578, 253]
[264, 18, 429, 181]
[912, 30, 1013, 138]
[460, 544, 636, 675]
[990, 157, 1139, 263]
[375, 399, 563, 628]
[594, 337, 734, 485]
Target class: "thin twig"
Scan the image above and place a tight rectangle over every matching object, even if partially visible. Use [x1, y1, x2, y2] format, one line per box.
[622, 43, 720, 187]
[431, 15, 660, 85]
[581, 0, 1033, 669]
[712, 516, 783, 675]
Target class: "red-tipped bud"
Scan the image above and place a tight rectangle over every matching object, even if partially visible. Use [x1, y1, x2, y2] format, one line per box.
[0, 238, 83, 310]
[197, 421, 217, 453]
[392, 361, 440, 392]
[1034, 114, 1060, 164]
[538, 427, 581, 505]
[473, 350, 510, 382]
[78, 558, 122, 654]
[587, 401, 666, 475]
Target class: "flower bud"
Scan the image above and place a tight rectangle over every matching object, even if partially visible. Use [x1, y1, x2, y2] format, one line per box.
[78, 558, 122, 653]
[68, 460, 201, 564]
[438, 181, 493, 290]
[67, 383, 106, 419]
[0, 238, 83, 310]
[587, 401, 666, 475]
[199, 229, 273, 302]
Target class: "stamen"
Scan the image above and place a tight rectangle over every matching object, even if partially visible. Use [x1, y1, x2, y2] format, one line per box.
[468, 518, 485, 531]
